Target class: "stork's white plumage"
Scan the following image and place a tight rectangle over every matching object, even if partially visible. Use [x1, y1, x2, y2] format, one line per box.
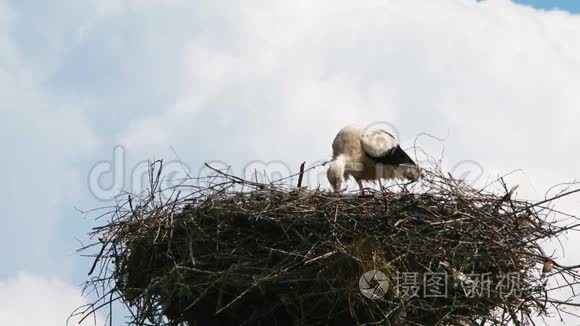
[326, 125, 420, 194]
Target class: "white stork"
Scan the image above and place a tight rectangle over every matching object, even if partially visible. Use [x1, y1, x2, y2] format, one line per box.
[326, 125, 420, 194]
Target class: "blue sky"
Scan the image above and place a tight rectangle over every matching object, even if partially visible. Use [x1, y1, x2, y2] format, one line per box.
[1, 0, 580, 325]
[515, 0, 580, 12]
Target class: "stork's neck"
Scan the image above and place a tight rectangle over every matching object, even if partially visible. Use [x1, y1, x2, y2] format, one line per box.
[334, 154, 346, 164]
[329, 155, 346, 175]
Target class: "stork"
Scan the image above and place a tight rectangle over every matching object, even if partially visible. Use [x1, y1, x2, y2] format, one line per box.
[326, 125, 420, 194]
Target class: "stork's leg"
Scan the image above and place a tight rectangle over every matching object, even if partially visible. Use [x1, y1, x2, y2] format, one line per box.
[356, 179, 365, 196]
[378, 178, 384, 191]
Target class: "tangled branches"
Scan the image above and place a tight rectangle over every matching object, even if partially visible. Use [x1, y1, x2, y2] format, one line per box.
[76, 161, 580, 325]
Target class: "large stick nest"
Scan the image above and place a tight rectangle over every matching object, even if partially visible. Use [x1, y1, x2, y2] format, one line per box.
[77, 161, 580, 326]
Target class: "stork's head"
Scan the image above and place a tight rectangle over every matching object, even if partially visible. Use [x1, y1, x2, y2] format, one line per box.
[326, 156, 346, 192]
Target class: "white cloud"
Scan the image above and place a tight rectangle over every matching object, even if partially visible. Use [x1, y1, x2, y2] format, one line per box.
[96, 0, 123, 16]
[0, 67, 99, 270]
[0, 273, 102, 326]
[111, 2, 580, 322]
[117, 0, 580, 176]
[0, 3, 19, 79]
[0, 0, 100, 276]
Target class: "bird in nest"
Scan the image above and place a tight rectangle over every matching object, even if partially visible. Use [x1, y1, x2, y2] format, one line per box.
[326, 124, 421, 195]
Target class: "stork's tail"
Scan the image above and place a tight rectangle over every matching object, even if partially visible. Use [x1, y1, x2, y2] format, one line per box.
[393, 146, 416, 166]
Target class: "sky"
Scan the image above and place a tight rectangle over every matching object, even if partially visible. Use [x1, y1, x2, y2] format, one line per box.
[514, 0, 580, 12]
[1, 0, 580, 325]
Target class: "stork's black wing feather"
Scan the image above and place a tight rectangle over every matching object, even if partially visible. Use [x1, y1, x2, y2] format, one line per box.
[366, 145, 416, 166]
